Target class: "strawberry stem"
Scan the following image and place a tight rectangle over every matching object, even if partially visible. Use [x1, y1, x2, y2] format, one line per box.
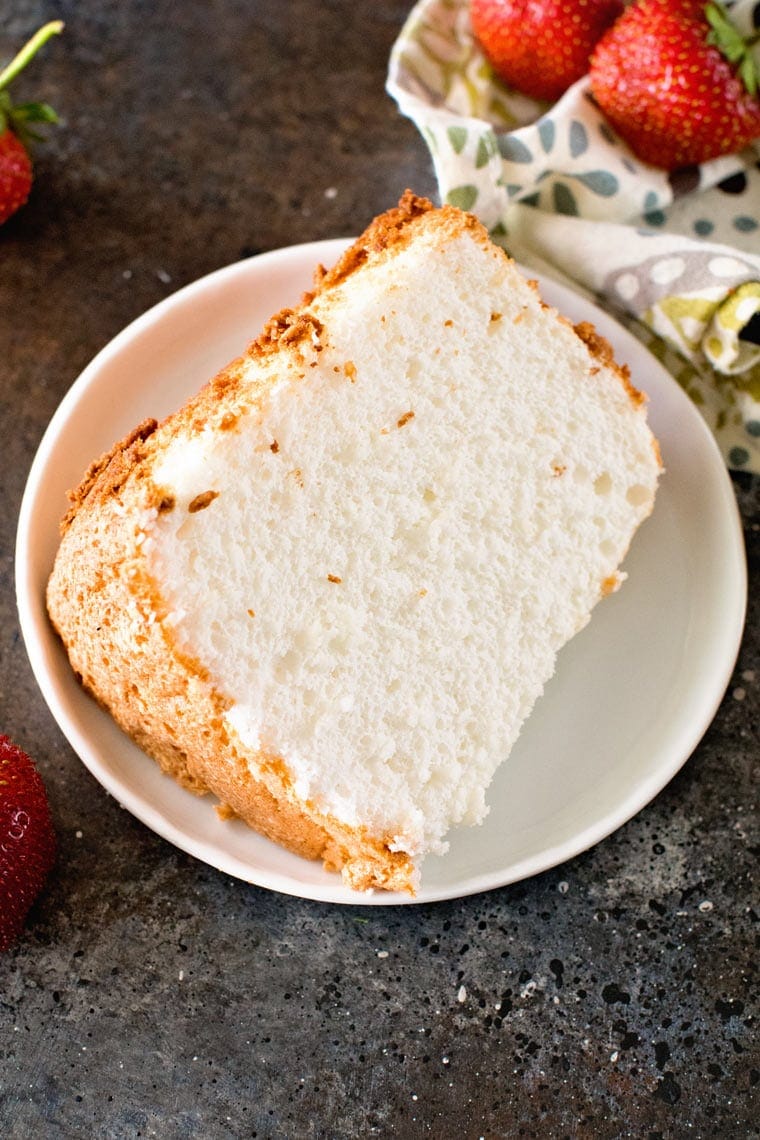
[0, 21, 63, 95]
[705, 2, 760, 97]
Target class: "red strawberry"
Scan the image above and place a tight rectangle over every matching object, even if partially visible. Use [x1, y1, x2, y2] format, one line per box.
[470, 0, 624, 103]
[0, 20, 63, 225]
[0, 736, 56, 951]
[0, 130, 33, 223]
[589, 0, 760, 169]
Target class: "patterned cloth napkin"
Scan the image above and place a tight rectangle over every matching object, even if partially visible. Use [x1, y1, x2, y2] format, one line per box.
[387, 0, 760, 472]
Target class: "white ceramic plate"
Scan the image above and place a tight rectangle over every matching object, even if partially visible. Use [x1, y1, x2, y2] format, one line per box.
[16, 240, 747, 905]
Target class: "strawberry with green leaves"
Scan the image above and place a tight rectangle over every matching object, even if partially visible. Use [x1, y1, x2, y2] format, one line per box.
[0, 736, 56, 951]
[470, 0, 624, 103]
[589, 0, 760, 169]
[0, 20, 63, 225]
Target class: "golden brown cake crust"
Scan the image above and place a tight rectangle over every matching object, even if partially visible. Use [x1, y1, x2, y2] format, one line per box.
[60, 418, 159, 536]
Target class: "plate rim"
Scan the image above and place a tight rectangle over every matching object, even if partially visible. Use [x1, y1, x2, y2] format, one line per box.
[15, 239, 748, 906]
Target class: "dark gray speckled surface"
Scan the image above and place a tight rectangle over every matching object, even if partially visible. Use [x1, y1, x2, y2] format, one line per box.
[0, 2, 757, 1136]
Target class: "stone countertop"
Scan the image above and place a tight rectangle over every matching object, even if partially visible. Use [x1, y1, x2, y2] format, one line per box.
[0, 3, 757, 1136]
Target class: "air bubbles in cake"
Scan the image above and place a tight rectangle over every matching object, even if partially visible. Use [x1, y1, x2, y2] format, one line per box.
[594, 472, 613, 496]
[328, 633, 350, 656]
[406, 357, 422, 382]
[626, 483, 652, 507]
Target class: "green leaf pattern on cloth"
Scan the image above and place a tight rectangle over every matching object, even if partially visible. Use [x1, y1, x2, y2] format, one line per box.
[388, 0, 760, 472]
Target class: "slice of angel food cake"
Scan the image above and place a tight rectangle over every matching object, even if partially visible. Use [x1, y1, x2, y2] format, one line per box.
[47, 191, 661, 894]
